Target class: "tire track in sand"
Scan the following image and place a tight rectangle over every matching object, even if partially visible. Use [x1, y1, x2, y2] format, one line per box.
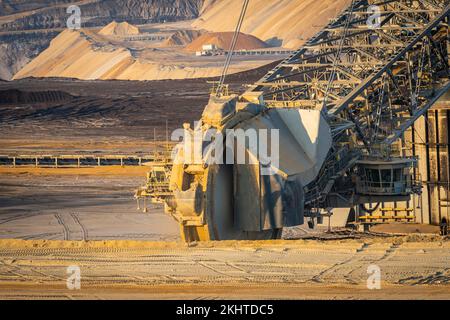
[55, 213, 70, 240]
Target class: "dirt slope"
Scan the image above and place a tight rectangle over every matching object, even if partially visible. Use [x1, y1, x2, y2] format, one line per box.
[98, 21, 140, 36]
[193, 0, 351, 48]
[13, 30, 134, 80]
[13, 28, 275, 81]
[11, 0, 352, 80]
[0, 0, 204, 80]
[163, 29, 204, 46]
[185, 31, 269, 51]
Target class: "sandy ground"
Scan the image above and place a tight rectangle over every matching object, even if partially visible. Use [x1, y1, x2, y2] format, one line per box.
[0, 169, 440, 241]
[0, 167, 447, 300]
[0, 172, 179, 241]
[0, 238, 448, 300]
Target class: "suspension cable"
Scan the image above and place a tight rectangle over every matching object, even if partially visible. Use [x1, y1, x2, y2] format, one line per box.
[216, 0, 250, 96]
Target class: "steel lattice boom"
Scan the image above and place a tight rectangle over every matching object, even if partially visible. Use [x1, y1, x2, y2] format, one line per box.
[249, 0, 449, 152]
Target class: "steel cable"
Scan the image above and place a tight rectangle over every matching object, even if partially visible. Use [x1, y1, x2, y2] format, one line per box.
[216, 0, 250, 96]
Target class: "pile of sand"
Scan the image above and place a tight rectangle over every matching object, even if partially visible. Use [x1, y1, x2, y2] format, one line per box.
[98, 21, 140, 36]
[193, 0, 351, 48]
[185, 31, 269, 52]
[13, 29, 271, 81]
[164, 30, 204, 47]
[13, 30, 134, 80]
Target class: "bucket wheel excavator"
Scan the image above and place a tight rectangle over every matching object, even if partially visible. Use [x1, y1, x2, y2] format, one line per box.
[138, 0, 449, 242]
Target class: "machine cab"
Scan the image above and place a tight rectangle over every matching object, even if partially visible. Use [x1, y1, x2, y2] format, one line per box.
[355, 158, 419, 196]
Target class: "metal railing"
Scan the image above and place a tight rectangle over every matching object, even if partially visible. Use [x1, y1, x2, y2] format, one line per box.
[0, 152, 173, 168]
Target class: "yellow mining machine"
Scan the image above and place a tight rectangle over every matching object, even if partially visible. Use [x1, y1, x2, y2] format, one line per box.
[137, 0, 449, 241]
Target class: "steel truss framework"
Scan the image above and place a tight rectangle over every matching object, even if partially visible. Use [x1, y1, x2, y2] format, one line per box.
[247, 0, 449, 212]
[249, 0, 449, 152]
[140, 1, 450, 226]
